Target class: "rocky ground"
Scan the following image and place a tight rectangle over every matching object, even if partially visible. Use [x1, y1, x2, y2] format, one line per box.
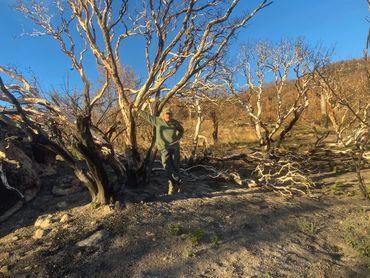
[0, 150, 369, 278]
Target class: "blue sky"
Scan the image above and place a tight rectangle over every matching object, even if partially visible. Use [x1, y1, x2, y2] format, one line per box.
[0, 0, 368, 92]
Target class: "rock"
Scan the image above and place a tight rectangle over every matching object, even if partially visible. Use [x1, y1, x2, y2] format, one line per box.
[145, 231, 155, 237]
[35, 215, 53, 229]
[102, 205, 113, 214]
[56, 201, 68, 209]
[60, 214, 70, 223]
[40, 218, 52, 229]
[33, 228, 50, 239]
[76, 230, 109, 247]
[34, 216, 44, 227]
[1, 140, 40, 191]
[12, 236, 19, 241]
[23, 186, 40, 202]
[0, 265, 9, 273]
[114, 201, 122, 210]
[247, 179, 258, 188]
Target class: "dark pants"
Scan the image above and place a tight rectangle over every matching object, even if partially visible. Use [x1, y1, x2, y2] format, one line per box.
[160, 146, 180, 183]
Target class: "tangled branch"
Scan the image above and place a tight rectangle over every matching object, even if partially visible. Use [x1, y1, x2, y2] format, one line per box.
[250, 151, 315, 197]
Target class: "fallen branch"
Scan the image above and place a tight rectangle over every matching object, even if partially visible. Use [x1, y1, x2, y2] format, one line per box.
[0, 162, 24, 199]
[251, 151, 315, 197]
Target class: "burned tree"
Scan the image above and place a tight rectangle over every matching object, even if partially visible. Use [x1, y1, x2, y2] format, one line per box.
[0, 69, 125, 205]
[1, 0, 272, 204]
[222, 39, 330, 151]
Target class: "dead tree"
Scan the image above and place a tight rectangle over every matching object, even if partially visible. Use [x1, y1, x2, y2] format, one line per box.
[0, 70, 125, 205]
[179, 74, 232, 163]
[14, 0, 272, 184]
[315, 62, 369, 199]
[315, 61, 369, 145]
[223, 39, 330, 152]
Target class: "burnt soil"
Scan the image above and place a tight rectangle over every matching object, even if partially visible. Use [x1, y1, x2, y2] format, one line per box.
[0, 148, 369, 278]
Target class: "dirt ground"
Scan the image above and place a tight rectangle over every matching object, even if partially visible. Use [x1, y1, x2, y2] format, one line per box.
[0, 148, 369, 278]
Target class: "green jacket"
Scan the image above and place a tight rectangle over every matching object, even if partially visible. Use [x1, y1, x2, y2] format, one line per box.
[138, 111, 184, 151]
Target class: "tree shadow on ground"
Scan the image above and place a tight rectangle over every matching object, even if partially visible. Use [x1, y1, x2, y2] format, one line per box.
[0, 174, 91, 238]
[47, 192, 338, 277]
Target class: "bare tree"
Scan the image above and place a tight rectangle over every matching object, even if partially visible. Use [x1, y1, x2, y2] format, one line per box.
[315, 56, 369, 199]
[0, 68, 126, 205]
[1, 0, 272, 203]
[223, 39, 330, 151]
[16, 0, 270, 155]
[177, 72, 232, 163]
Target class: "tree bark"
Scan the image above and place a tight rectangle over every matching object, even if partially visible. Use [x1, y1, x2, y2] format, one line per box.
[210, 111, 219, 144]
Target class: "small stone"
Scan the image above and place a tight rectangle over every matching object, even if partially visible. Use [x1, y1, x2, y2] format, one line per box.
[247, 180, 258, 188]
[24, 266, 32, 271]
[34, 216, 44, 227]
[12, 236, 19, 241]
[145, 231, 155, 237]
[76, 230, 108, 247]
[33, 228, 50, 239]
[34, 215, 54, 228]
[56, 201, 68, 209]
[114, 201, 122, 210]
[39, 218, 52, 229]
[60, 214, 70, 223]
[63, 224, 71, 229]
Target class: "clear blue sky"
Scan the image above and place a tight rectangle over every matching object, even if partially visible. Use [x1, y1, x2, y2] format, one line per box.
[0, 0, 368, 92]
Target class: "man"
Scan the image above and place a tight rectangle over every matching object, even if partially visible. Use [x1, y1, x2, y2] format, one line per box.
[137, 106, 184, 195]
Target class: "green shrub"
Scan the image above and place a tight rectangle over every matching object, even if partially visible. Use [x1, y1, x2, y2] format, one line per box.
[210, 233, 219, 245]
[343, 216, 370, 261]
[183, 248, 197, 258]
[188, 227, 204, 246]
[90, 202, 99, 209]
[168, 224, 184, 236]
[297, 218, 319, 235]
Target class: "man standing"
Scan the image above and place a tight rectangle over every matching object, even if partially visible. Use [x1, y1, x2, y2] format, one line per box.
[137, 106, 184, 195]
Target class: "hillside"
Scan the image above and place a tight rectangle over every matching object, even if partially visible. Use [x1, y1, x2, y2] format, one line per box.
[1, 143, 370, 277]
[0, 58, 369, 277]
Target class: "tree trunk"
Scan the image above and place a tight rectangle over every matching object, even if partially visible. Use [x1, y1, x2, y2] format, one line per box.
[320, 92, 329, 128]
[276, 108, 305, 148]
[31, 131, 112, 205]
[191, 99, 202, 159]
[210, 111, 219, 144]
[76, 116, 112, 204]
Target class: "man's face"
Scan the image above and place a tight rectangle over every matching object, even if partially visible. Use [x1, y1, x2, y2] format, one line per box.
[162, 112, 172, 122]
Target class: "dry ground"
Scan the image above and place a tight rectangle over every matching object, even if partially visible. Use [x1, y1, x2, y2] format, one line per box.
[0, 147, 369, 278]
